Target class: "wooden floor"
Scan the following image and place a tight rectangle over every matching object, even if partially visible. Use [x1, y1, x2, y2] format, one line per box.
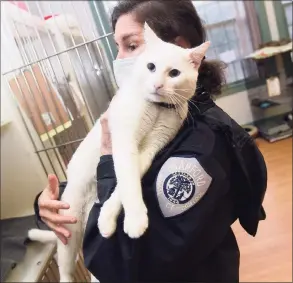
[232, 137, 292, 282]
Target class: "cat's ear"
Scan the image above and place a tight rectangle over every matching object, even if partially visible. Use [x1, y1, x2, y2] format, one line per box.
[144, 22, 162, 46]
[189, 41, 211, 69]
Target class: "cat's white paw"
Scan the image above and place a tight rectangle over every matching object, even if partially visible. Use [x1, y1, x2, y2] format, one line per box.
[124, 205, 148, 238]
[98, 203, 117, 238]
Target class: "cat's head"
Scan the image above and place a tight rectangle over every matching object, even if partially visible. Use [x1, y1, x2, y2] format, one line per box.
[136, 23, 210, 105]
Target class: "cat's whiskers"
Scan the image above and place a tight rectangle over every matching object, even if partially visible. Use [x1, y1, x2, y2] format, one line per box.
[163, 89, 188, 112]
[169, 90, 201, 126]
[174, 90, 190, 94]
[167, 95, 181, 117]
[170, 90, 197, 106]
[172, 91, 201, 113]
[173, 88, 212, 105]
[166, 91, 194, 124]
[165, 94, 175, 111]
[173, 88, 193, 91]
[169, 94, 186, 118]
[174, 86, 203, 91]
[171, 94, 195, 125]
[162, 89, 184, 114]
[160, 90, 184, 118]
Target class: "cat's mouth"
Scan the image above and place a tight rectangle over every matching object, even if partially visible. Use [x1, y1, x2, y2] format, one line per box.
[150, 88, 166, 97]
[150, 91, 164, 96]
[148, 91, 165, 102]
[147, 91, 168, 102]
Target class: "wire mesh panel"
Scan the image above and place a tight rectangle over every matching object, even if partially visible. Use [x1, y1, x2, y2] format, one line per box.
[2, 1, 117, 181]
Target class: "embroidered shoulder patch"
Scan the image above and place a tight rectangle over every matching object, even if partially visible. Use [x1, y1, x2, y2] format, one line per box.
[156, 157, 212, 217]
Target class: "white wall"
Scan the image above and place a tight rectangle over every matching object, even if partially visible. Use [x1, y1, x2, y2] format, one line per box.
[215, 90, 253, 125]
[1, 81, 48, 219]
[1, 2, 47, 219]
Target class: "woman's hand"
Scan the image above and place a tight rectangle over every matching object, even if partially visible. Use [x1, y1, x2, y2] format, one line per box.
[100, 111, 112, 155]
[38, 174, 77, 245]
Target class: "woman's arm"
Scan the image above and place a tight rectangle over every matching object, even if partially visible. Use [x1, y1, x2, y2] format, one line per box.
[96, 155, 117, 202]
[96, 112, 117, 202]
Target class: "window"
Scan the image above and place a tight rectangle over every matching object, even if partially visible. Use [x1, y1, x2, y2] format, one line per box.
[193, 1, 259, 84]
[282, 0, 292, 38]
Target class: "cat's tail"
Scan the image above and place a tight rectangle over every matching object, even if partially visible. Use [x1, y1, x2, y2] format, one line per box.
[28, 229, 57, 244]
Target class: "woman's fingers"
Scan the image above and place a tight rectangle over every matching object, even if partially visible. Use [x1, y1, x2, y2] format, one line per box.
[39, 199, 70, 210]
[48, 174, 59, 199]
[55, 231, 68, 245]
[45, 220, 72, 239]
[39, 209, 77, 225]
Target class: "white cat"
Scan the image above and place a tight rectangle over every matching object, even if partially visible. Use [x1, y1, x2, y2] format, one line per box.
[29, 24, 209, 282]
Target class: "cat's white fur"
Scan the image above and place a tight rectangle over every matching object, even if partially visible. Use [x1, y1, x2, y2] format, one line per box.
[29, 24, 209, 282]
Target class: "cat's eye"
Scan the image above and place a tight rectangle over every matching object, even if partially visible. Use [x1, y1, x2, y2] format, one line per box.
[169, 69, 181, 78]
[147, 63, 156, 72]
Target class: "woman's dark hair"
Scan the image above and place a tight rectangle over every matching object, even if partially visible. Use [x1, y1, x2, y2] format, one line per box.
[111, 0, 226, 96]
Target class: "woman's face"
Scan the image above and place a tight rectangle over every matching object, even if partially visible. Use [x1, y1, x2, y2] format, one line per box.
[114, 13, 191, 59]
[114, 13, 145, 59]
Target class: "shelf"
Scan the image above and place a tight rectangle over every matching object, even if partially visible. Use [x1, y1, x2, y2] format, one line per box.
[246, 42, 292, 60]
[4, 241, 56, 282]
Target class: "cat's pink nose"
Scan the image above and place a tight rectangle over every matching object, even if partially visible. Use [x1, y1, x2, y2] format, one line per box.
[154, 84, 163, 90]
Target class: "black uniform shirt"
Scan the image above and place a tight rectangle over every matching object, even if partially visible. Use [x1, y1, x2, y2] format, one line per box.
[34, 96, 267, 283]
[83, 100, 241, 283]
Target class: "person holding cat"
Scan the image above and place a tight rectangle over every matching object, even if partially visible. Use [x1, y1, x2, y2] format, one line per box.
[34, 1, 267, 282]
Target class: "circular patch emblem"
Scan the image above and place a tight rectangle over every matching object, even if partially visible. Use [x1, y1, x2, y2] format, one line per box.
[163, 172, 196, 205]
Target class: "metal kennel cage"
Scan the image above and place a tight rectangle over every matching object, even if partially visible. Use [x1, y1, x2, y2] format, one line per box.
[2, 1, 118, 181]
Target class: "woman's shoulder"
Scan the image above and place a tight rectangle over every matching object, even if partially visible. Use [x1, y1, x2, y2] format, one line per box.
[147, 114, 232, 185]
[145, 105, 235, 185]
[176, 115, 231, 159]
[181, 103, 252, 156]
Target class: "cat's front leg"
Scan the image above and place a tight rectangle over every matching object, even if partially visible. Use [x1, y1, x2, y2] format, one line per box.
[98, 190, 122, 238]
[109, 97, 149, 238]
[122, 187, 148, 238]
[139, 150, 154, 177]
[115, 153, 149, 239]
[99, 183, 148, 239]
